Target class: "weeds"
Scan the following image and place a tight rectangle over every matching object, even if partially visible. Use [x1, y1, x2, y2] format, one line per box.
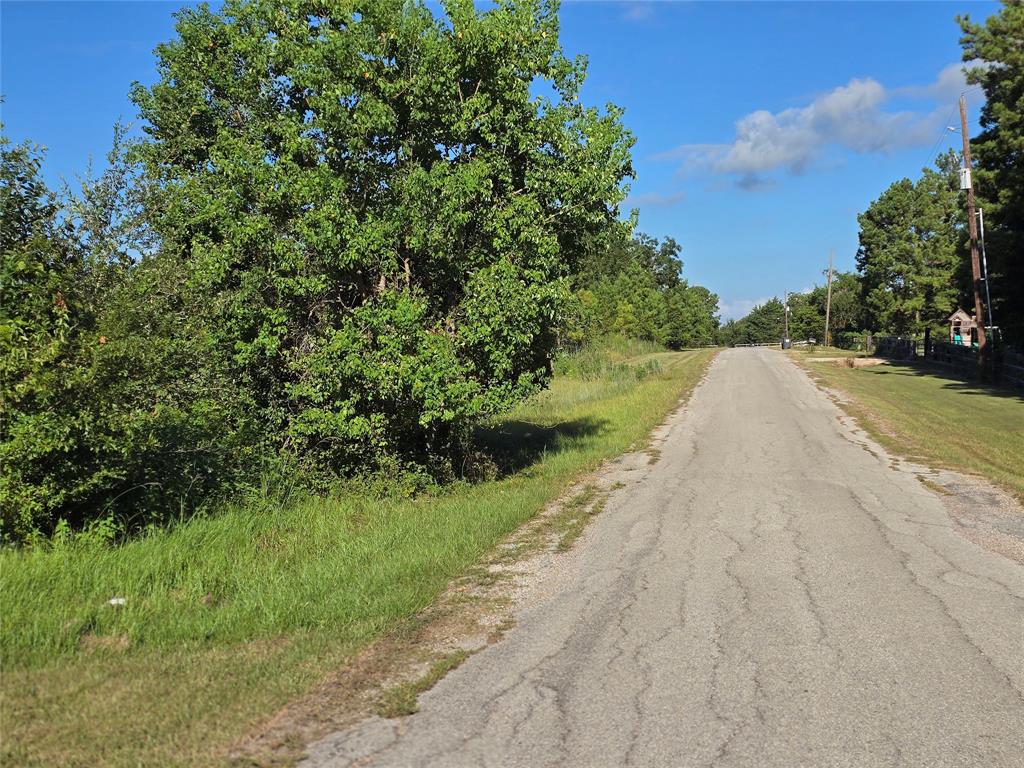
[1, 346, 716, 767]
[376, 651, 471, 718]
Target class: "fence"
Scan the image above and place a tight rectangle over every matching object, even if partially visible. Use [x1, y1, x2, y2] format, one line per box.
[925, 343, 1024, 387]
[872, 336, 1024, 389]
[831, 332, 872, 352]
[874, 336, 917, 359]
[997, 349, 1024, 388]
[927, 341, 976, 371]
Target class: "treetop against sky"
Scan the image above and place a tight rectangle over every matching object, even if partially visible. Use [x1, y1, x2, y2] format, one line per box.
[0, 0, 999, 318]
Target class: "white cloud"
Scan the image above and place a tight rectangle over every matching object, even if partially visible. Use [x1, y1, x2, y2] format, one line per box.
[923, 62, 969, 102]
[897, 61, 987, 104]
[655, 65, 974, 189]
[719, 297, 773, 321]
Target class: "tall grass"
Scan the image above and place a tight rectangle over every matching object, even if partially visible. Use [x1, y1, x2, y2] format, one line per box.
[1, 346, 715, 767]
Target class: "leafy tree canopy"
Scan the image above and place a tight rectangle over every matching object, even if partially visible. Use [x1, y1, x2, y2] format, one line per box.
[855, 151, 962, 336]
[717, 298, 785, 346]
[129, 0, 635, 473]
[1, 0, 637, 542]
[571, 228, 719, 348]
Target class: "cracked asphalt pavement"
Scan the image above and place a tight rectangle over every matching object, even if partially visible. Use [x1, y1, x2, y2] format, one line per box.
[304, 348, 1024, 767]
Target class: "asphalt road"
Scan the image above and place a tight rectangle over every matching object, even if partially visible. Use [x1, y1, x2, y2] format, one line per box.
[306, 348, 1024, 767]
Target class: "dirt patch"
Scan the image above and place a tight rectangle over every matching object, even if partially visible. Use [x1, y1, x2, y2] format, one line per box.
[929, 473, 1024, 565]
[226, 605, 489, 766]
[842, 357, 885, 368]
[375, 651, 470, 718]
[803, 356, 885, 368]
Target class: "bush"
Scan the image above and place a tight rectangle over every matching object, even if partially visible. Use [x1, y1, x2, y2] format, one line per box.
[0, 142, 268, 540]
[1, 0, 634, 542]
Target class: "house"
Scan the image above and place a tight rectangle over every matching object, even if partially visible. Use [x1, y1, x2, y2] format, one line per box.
[948, 308, 977, 347]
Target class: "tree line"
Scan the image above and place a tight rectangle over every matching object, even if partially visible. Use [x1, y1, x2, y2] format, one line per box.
[717, 272, 862, 347]
[567, 231, 719, 349]
[724, 1, 1022, 351]
[0, 0, 717, 543]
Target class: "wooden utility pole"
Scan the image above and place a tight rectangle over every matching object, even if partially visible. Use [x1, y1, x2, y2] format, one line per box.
[959, 94, 988, 374]
[824, 251, 834, 348]
[783, 291, 790, 343]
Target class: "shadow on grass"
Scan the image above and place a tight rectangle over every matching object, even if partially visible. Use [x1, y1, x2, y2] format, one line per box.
[474, 417, 609, 477]
[864, 361, 1024, 403]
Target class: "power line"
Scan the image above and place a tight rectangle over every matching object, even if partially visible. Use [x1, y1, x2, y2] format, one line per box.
[921, 105, 958, 170]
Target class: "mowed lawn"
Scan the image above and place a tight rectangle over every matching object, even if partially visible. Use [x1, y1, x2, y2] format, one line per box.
[795, 353, 1024, 500]
[0, 344, 715, 768]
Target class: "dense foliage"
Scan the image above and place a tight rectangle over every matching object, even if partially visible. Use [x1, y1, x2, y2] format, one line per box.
[717, 299, 785, 346]
[1, 0, 638, 542]
[569, 230, 719, 348]
[1, 133, 262, 542]
[959, 0, 1024, 346]
[856, 152, 964, 337]
[130, 0, 635, 473]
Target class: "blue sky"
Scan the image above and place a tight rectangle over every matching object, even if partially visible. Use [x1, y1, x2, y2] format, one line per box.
[1, 0, 1000, 318]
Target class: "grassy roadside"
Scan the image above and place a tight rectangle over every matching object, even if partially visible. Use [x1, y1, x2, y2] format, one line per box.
[1, 342, 715, 768]
[788, 344, 863, 358]
[789, 349, 1024, 501]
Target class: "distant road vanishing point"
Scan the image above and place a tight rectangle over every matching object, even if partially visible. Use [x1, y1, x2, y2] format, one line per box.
[305, 347, 1024, 768]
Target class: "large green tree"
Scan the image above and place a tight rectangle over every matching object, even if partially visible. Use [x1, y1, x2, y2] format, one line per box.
[856, 152, 962, 335]
[130, 0, 634, 475]
[664, 283, 719, 348]
[960, 1, 1024, 345]
[786, 292, 823, 343]
[811, 271, 863, 337]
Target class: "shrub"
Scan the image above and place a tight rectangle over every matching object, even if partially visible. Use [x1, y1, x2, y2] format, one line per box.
[1, 138, 270, 541]
[127, 0, 633, 480]
[1, 0, 634, 541]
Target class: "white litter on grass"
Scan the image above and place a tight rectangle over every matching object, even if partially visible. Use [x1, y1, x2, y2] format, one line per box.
[107, 597, 127, 607]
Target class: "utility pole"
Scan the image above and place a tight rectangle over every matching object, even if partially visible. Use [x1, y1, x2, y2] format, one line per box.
[824, 251, 834, 348]
[959, 94, 989, 375]
[783, 291, 790, 348]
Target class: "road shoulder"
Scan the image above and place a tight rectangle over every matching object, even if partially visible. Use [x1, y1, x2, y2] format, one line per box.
[786, 351, 1024, 565]
[230, 355, 720, 767]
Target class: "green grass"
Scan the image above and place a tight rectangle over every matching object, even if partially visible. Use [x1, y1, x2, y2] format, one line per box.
[788, 344, 865, 358]
[375, 650, 470, 718]
[1, 346, 715, 768]
[798, 357, 1024, 500]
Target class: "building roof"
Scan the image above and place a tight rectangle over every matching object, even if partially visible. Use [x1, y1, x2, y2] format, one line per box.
[948, 308, 974, 322]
